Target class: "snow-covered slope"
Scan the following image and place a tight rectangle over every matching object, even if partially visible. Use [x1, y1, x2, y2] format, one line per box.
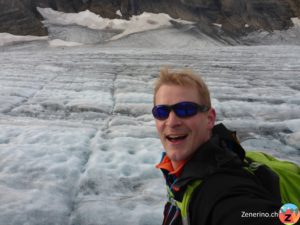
[0, 41, 299, 225]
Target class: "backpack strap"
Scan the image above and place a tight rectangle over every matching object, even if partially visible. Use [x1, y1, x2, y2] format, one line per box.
[167, 180, 202, 225]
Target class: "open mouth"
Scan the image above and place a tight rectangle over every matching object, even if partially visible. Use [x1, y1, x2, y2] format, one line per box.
[166, 134, 188, 143]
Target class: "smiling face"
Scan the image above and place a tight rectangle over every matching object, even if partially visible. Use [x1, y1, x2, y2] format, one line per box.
[154, 84, 216, 169]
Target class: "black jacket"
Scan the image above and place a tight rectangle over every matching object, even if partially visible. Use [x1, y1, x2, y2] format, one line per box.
[160, 124, 282, 225]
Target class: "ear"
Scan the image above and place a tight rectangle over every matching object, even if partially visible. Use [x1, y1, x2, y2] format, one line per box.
[207, 108, 216, 129]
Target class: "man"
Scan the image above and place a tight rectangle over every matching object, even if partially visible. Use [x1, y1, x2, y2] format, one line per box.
[152, 68, 282, 225]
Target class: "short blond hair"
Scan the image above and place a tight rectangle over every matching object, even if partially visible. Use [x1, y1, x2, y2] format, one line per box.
[153, 67, 211, 107]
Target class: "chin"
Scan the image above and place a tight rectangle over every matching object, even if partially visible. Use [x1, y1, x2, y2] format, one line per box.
[167, 151, 186, 162]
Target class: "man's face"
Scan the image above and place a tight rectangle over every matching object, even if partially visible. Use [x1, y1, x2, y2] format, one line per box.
[154, 84, 216, 167]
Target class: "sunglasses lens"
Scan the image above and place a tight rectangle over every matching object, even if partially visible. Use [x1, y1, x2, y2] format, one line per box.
[174, 102, 198, 118]
[152, 102, 207, 120]
[152, 105, 170, 120]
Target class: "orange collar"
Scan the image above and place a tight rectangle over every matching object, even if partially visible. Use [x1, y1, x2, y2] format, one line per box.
[156, 154, 187, 177]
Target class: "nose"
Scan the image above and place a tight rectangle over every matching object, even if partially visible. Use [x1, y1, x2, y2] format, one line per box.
[165, 110, 182, 127]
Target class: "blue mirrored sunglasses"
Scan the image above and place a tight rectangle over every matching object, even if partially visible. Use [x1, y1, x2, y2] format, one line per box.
[152, 101, 209, 120]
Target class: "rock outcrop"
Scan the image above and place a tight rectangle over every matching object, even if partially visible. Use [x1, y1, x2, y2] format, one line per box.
[0, 0, 46, 35]
[0, 0, 299, 37]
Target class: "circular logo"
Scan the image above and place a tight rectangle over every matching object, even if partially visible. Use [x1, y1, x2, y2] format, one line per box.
[279, 203, 300, 225]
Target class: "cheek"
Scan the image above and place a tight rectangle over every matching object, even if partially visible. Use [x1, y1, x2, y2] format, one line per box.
[187, 118, 206, 136]
[155, 121, 164, 135]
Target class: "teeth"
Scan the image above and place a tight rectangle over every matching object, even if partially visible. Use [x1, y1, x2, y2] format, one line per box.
[169, 135, 182, 138]
[166, 135, 187, 140]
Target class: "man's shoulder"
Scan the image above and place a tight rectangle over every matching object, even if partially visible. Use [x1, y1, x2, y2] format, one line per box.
[192, 168, 274, 202]
[189, 169, 282, 225]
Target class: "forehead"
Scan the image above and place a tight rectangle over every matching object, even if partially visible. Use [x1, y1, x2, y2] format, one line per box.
[155, 84, 201, 105]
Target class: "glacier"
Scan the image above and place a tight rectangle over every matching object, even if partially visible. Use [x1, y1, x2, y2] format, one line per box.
[0, 8, 299, 225]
